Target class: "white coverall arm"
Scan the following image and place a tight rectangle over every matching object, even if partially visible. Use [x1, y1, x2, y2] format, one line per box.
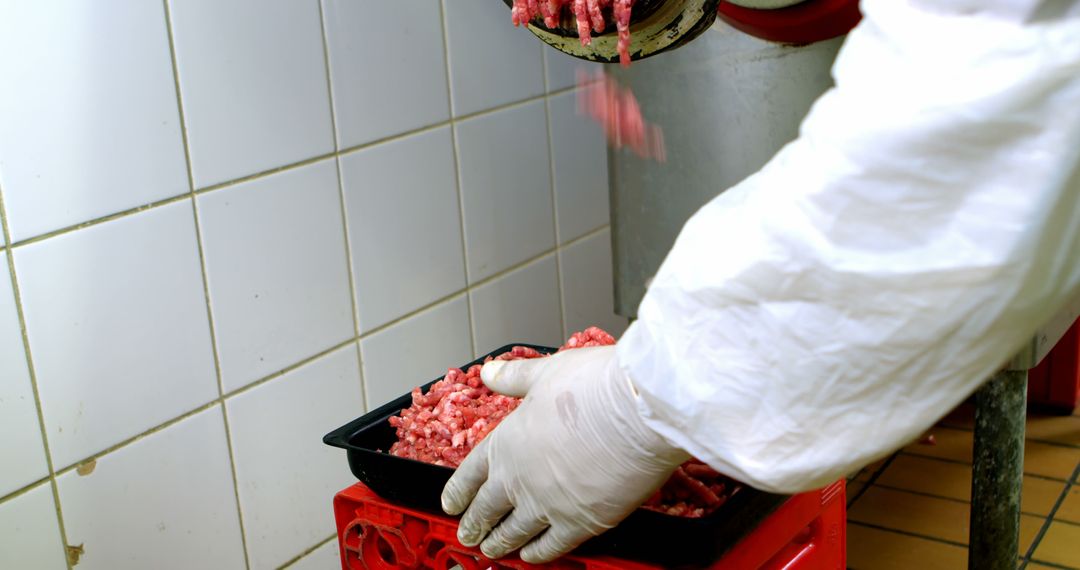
[618, 0, 1080, 494]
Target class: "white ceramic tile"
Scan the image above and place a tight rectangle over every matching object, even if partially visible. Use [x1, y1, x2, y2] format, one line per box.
[198, 159, 354, 392]
[57, 406, 245, 570]
[544, 49, 602, 92]
[360, 296, 472, 408]
[456, 102, 555, 282]
[286, 540, 340, 570]
[341, 128, 465, 332]
[15, 203, 217, 468]
[322, 0, 450, 148]
[227, 344, 362, 570]
[559, 229, 628, 338]
[470, 255, 562, 354]
[548, 92, 610, 243]
[443, 0, 545, 116]
[0, 252, 49, 496]
[170, 0, 334, 187]
[0, 483, 66, 570]
[0, 1, 188, 241]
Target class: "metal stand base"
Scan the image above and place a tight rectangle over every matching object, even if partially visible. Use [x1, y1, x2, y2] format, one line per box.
[969, 370, 1027, 570]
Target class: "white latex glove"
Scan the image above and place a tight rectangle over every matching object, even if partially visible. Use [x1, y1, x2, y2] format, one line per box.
[440, 345, 690, 563]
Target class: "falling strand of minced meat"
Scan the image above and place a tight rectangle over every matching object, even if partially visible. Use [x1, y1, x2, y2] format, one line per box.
[511, 0, 636, 67]
[388, 327, 737, 517]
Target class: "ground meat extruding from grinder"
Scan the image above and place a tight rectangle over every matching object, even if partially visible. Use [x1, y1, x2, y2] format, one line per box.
[388, 327, 738, 518]
[511, 0, 636, 67]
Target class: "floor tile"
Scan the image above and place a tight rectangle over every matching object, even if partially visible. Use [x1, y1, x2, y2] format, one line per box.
[285, 540, 340, 570]
[1032, 521, 1080, 568]
[904, 427, 974, 463]
[1026, 413, 1080, 448]
[848, 486, 1042, 553]
[939, 403, 976, 430]
[847, 523, 967, 570]
[876, 455, 1065, 517]
[854, 457, 892, 482]
[1024, 442, 1080, 481]
[1056, 486, 1080, 524]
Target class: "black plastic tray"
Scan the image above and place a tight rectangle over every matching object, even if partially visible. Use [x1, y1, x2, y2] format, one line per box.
[324, 344, 789, 568]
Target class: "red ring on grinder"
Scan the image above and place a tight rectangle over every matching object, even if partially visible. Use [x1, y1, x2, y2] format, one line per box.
[716, 0, 862, 45]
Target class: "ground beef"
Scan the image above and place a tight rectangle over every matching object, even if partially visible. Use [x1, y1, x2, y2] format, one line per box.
[511, 0, 636, 67]
[388, 327, 736, 518]
[576, 69, 665, 162]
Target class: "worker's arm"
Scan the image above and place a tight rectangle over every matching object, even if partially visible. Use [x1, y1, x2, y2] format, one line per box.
[620, 0, 1080, 493]
[441, 0, 1080, 562]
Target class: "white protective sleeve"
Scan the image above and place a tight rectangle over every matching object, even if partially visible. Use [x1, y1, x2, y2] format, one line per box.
[617, 0, 1080, 494]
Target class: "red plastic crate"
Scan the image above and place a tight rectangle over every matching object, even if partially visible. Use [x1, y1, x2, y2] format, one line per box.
[332, 480, 846, 569]
[1028, 318, 1080, 413]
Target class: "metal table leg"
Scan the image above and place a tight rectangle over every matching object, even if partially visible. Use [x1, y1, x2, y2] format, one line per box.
[969, 369, 1027, 570]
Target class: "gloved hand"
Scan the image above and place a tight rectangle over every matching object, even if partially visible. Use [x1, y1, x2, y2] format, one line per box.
[440, 345, 690, 563]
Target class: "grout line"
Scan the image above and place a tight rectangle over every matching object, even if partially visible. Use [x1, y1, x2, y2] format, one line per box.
[869, 483, 1053, 519]
[901, 450, 1076, 483]
[276, 532, 337, 570]
[540, 66, 568, 340]
[0, 185, 75, 570]
[0, 476, 52, 506]
[937, 419, 1080, 451]
[1024, 460, 1080, 563]
[161, 1, 251, 566]
[1024, 561, 1078, 570]
[2, 96, 577, 255]
[847, 520, 970, 549]
[847, 453, 897, 508]
[316, 0, 368, 414]
[438, 0, 477, 360]
[0, 230, 609, 507]
[9, 194, 191, 249]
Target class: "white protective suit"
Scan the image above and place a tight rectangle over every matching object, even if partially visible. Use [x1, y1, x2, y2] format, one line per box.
[620, 0, 1080, 493]
[442, 0, 1080, 563]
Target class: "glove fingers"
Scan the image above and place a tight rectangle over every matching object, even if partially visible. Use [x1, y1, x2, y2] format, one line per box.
[480, 359, 544, 397]
[457, 481, 512, 547]
[520, 525, 592, 564]
[441, 439, 490, 516]
[479, 509, 548, 560]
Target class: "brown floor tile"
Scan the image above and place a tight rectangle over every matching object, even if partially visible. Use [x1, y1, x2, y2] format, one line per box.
[939, 402, 976, 430]
[905, 427, 974, 463]
[848, 487, 1043, 554]
[875, 455, 1065, 517]
[1057, 486, 1080, 524]
[1025, 442, 1080, 481]
[847, 523, 967, 570]
[1025, 564, 1059, 569]
[847, 481, 867, 505]
[1032, 521, 1080, 568]
[1026, 413, 1080, 448]
[855, 457, 892, 482]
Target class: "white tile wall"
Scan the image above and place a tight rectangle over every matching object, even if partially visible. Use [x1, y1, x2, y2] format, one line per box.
[0, 484, 66, 570]
[548, 91, 611, 243]
[443, 0, 545, 116]
[0, 1, 189, 241]
[0, 253, 48, 496]
[471, 254, 564, 353]
[360, 295, 473, 408]
[341, 127, 466, 333]
[57, 406, 246, 570]
[169, 0, 334, 187]
[15, 202, 218, 468]
[198, 159, 354, 392]
[457, 101, 555, 282]
[559, 229, 628, 338]
[0, 3, 614, 567]
[286, 540, 341, 570]
[227, 344, 362, 570]
[545, 49, 601, 93]
[322, 0, 450, 149]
